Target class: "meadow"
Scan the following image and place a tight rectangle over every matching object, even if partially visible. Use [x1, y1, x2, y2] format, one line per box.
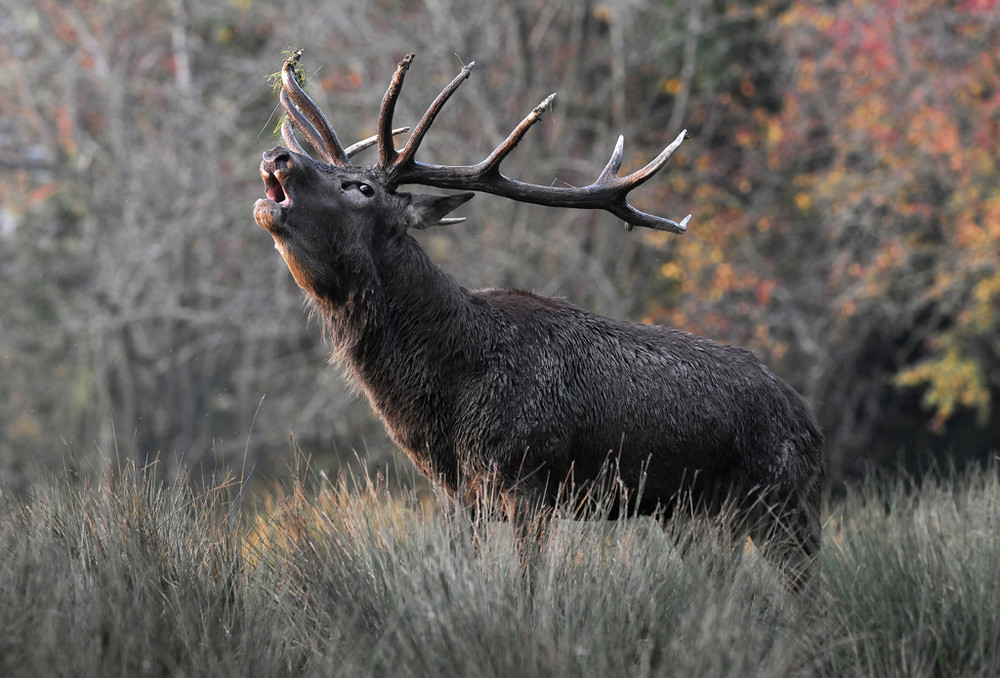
[1, 459, 997, 677]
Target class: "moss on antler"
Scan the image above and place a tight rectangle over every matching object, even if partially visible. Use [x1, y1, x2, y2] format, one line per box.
[266, 47, 315, 135]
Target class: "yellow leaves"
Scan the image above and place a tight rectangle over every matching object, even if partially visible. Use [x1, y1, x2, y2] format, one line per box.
[659, 261, 684, 282]
[639, 229, 672, 250]
[905, 105, 962, 169]
[848, 97, 888, 134]
[593, 4, 613, 24]
[895, 348, 991, 432]
[709, 262, 735, 301]
[968, 271, 1000, 331]
[735, 128, 755, 147]
[662, 78, 683, 96]
[873, 242, 902, 273]
[778, 3, 833, 32]
[764, 119, 783, 146]
[688, 0, 1000, 436]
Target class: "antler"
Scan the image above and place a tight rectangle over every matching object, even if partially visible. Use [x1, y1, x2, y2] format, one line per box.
[280, 51, 692, 233]
[278, 50, 409, 163]
[377, 54, 690, 233]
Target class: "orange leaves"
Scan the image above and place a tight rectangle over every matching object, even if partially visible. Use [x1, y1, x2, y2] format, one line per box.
[905, 106, 962, 169]
[661, 78, 683, 96]
[54, 105, 78, 157]
[27, 183, 59, 207]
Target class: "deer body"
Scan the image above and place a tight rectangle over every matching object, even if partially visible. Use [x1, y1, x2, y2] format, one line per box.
[357, 241, 818, 510]
[254, 53, 823, 585]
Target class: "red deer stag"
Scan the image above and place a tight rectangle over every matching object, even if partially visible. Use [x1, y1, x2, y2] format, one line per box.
[253, 52, 823, 587]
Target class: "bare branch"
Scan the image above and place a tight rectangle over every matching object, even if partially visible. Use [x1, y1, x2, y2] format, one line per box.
[344, 128, 410, 159]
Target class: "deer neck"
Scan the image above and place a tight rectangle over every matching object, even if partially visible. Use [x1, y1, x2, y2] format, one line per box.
[321, 234, 474, 470]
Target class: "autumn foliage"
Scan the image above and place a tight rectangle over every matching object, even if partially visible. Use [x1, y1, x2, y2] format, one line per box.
[639, 0, 1000, 477]
[779, 0, 1000, 427]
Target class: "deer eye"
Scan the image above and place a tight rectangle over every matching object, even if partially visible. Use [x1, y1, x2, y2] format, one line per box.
[342, 181, 375, 198]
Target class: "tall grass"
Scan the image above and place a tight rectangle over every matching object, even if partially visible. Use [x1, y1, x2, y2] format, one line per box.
[1, 460, 997, 677]
[817, 465, 1000, 676]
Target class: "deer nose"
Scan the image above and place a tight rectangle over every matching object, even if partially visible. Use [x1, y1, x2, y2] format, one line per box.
[262, 147, 291, 169]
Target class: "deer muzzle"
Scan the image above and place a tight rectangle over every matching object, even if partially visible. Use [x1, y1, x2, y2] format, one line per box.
[255, 148, 294, 232]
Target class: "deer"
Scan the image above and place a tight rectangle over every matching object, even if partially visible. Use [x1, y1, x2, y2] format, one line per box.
[253, 51, 823, 589]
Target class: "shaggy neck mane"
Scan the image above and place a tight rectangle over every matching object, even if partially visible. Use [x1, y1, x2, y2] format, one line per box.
[315, 233, 476, 419]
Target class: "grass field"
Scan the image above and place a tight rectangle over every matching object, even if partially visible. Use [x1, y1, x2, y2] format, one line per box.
[1, 459, 998, 677]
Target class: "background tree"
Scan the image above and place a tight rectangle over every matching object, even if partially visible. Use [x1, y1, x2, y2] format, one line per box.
[760, 0, 1000, 479]
[1, 0, 997, 491]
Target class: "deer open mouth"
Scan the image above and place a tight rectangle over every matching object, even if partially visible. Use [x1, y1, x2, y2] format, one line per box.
[264, 170, 290, 207]
[255, 156, 292, 233]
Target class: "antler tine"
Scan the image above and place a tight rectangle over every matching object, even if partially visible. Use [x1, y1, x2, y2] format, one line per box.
[481, 93, 557, 170]
[344, 127, 410, 159]
[280, 117, 309, 157]
[597, 135, 627, 183]
[596, 129, 693, 231]
[391, 60, 476, 171]
[280, 55, 350, 165]
[617, 129, 689, 191]
[279, 88, 333, 163]
[378, 54, 415, 167]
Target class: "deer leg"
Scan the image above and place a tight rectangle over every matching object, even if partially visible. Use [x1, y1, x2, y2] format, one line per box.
[498, 482, 553, 573]
[739, 485, 821, 596]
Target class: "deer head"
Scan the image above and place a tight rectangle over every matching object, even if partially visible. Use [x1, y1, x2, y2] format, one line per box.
[254, 145, 472, 301]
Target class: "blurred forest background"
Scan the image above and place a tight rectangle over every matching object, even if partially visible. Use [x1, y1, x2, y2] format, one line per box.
[1, 0, 998, 492]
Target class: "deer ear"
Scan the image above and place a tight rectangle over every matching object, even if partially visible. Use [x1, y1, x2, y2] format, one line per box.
[406, 192, 475, 230]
